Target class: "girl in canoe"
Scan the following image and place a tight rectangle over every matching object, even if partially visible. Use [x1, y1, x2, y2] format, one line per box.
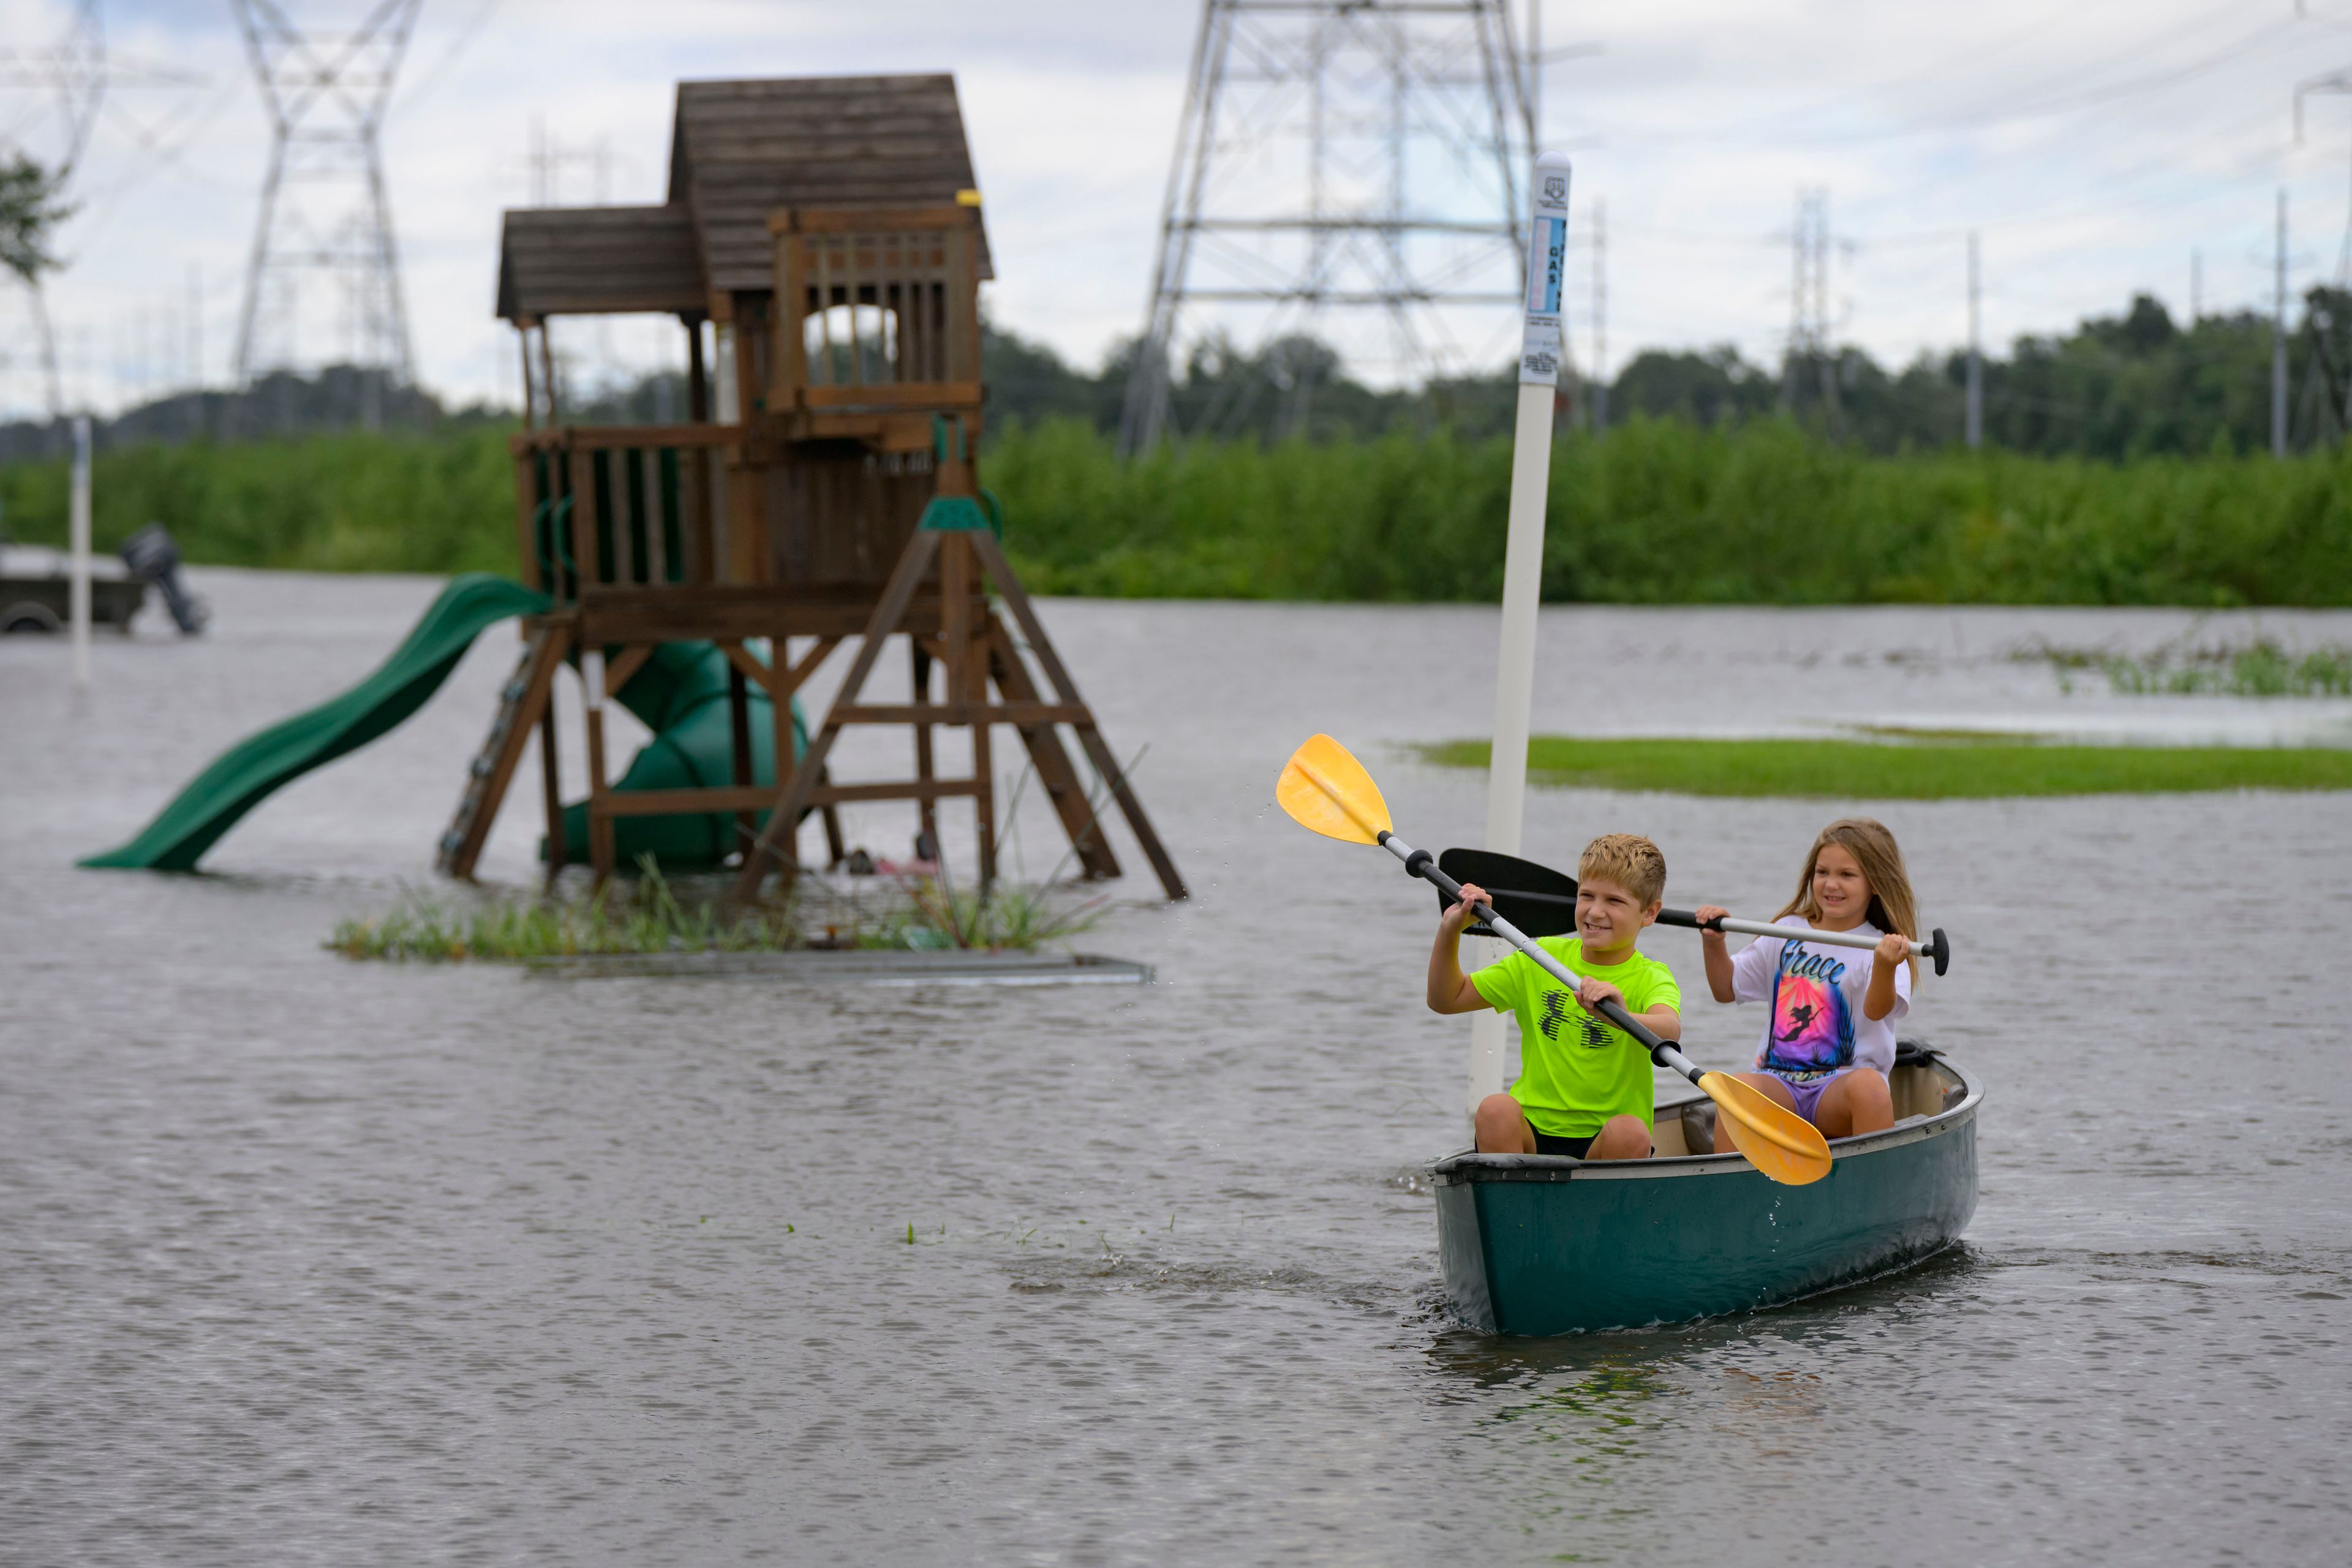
[1694, 819, 1918, 1139]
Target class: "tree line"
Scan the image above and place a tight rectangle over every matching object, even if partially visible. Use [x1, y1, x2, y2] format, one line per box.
[979, 288, 2352, 461]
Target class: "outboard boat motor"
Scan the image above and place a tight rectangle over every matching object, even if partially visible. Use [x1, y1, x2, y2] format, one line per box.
[119, 523, 209, 634]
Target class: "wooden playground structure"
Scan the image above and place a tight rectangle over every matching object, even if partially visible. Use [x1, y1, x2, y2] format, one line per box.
[442, 74, 1185, 902]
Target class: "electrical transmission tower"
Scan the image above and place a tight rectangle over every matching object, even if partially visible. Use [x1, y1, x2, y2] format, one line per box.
[1783, 186, 1842, 433]
[2296, 66, 2352, 281]
[1117, 0, 1534, 454]
[231, 0, 421, 394]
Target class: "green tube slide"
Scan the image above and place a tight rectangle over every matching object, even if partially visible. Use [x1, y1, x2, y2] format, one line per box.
[553, 638, 809, 869]
[81, 572, 805, 874]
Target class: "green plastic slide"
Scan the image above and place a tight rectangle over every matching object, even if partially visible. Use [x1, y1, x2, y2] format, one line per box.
[83, 572, 808, 873]
[83, 574, 551, 871]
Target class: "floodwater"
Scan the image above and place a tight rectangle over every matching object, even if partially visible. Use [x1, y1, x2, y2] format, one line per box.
[6, 571, 2352, 1565]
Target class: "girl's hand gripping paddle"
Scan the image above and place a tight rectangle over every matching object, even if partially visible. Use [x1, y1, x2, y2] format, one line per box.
[1277, 734, 1832, 1187]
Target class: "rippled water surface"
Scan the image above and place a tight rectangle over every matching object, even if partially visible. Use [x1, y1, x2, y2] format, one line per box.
[6, 573, 2351, 1564]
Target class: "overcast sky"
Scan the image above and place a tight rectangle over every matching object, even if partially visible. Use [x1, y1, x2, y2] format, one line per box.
[2, 0, 2349, 418]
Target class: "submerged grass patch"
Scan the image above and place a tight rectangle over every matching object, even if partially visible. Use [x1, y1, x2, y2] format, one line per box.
[2020, 638, 2352, 698]
[328, 859, 1107, 963]
[1419, 736, 2352, 799]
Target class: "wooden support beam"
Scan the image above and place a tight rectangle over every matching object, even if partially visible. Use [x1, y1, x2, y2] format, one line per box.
[733, 527, 943, 900]
[943, 532, 995, 894]
[772, 631, 800, 866]
[778, 636, 842, 697]
[815, 778, 981, 806]
[818, 766, 848, 867]
[970, 529, 1188, 901]
[439, 622, 569, 883]
[578, 586, 942, 647]
[986, 613, 1121, 882]
[594, 778, 984, 820]
[911, 642, 938, 853]
[728, 655, 755, 859]
[719, 634, 840, 699]
[829, 702, 1090, 726]
[583, 658, 616, 888]
[539, 678, 565, 888]
[603, 643, 654, 696]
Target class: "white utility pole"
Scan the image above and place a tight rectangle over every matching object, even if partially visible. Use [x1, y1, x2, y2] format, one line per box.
[1469, 149, 1572, 1118]
[69, 414, 91, 692]
[1966, 232, 1983, 450]
[2274, 189, 2290, 459]
[1591, 197, 1608, 432]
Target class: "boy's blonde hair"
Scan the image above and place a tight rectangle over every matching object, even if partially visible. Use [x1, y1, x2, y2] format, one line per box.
[1776, 818, 1920, 978]
[1578, 833, 1665, 907]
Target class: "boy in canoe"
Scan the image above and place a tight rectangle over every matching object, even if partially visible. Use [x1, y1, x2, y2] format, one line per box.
[1426, 833, 1682, 1161]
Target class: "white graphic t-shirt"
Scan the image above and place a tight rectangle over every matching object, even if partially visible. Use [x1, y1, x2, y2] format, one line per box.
[1728, 915, 1912, 1079]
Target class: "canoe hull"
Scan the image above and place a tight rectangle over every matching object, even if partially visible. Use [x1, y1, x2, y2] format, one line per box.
[1433, 1060, 1980, 1335]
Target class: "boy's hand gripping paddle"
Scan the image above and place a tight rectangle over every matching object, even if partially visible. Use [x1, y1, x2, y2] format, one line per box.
[1433, 846, 1951, 976]
[1276, 734, 1832, 1188]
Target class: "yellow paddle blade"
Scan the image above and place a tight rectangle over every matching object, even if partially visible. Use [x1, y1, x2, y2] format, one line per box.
[1276, 734, 1393, 845]
[1700, 1071, 1833, 1187]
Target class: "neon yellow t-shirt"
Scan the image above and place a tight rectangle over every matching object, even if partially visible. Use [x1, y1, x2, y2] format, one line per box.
[1469, 937, 1682, 1138]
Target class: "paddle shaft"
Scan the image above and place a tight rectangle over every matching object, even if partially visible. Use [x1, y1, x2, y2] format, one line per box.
[1437, 848, 1947, 973]
[1662, 907, 1946, 971]
[1379, 831, 1708, 1088]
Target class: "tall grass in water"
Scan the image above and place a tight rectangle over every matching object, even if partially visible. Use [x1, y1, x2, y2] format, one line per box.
[2024, 639, 2352, 698]
[6, 416, 2348, 605]
[327, 860, 1108, 963]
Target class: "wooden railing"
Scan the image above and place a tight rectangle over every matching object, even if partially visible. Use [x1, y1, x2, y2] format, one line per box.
[767, 206, 984, 417]
[510, 423, 739, 603]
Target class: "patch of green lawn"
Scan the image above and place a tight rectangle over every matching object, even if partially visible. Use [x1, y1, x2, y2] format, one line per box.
[1418, 736, 2352, 799]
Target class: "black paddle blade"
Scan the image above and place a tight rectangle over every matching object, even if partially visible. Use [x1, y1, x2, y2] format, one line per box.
[1435, 847, 1580, 938]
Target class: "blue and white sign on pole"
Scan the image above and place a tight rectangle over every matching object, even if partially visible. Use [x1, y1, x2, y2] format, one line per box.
[1520, 159, 1570, 386]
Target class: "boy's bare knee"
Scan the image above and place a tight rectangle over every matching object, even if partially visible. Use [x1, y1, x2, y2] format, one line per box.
[1588, 1114, 1652, 1161]
[1474, 1095, 1529, 1152]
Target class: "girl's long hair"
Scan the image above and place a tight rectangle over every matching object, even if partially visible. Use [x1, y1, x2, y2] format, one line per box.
[1776, 818, 1921, 980]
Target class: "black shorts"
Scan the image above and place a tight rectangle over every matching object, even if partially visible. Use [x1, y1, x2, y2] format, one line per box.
[1532, 1130, 1596, 1159]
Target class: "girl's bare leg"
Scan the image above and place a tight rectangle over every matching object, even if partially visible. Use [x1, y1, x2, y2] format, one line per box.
[1814, 1068, 1894, 1137]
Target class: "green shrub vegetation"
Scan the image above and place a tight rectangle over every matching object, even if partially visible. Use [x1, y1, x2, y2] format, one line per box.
[1420, 735, 2352, 799]
[4, 416, 2348, 606]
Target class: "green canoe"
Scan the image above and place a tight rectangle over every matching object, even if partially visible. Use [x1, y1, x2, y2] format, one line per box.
[1432, 1046, 1980, 1335]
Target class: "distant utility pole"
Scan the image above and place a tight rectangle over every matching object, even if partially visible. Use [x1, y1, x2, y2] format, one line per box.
[1590, 197, 1608, 432]
[230, 0, 422, 396]
[1118, 0, 1534, 454]
[1966, 232, 1983, 450]
[2190, 247, 2203, 320]
[2274, 188, 2289, 459]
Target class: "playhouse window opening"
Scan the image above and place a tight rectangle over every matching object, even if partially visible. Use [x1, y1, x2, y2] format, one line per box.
[805, 303, 903, 385]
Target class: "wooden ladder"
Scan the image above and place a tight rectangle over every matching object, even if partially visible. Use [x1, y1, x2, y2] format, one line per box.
[436, 622, 567, 881]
